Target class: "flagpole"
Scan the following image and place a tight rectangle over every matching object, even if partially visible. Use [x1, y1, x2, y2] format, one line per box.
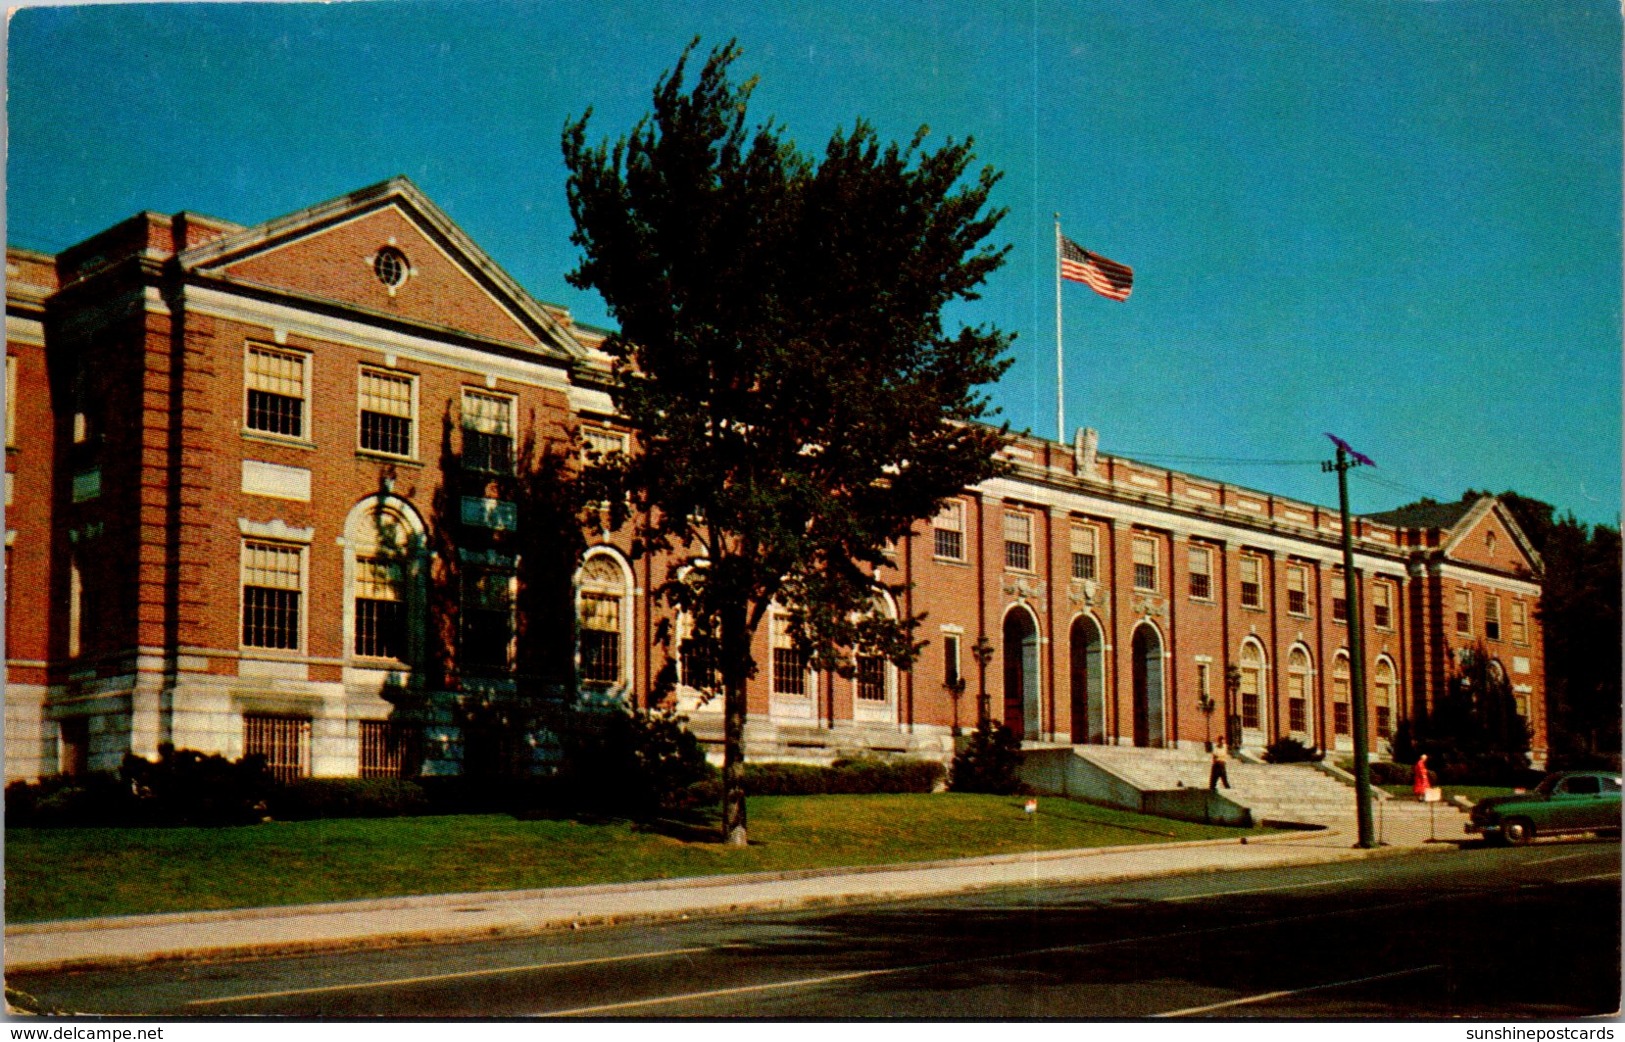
[1055, 214, 1064, 444]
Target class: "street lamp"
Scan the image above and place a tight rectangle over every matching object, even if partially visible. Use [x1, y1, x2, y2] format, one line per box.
[1224, 663, 1242, 750]
[971, 635, 995, 727]
[1197, 691, 1217, 752]
[946, 675, 967, 738]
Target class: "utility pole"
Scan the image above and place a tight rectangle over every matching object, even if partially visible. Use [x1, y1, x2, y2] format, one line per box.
[1324, 434, 1377, 849]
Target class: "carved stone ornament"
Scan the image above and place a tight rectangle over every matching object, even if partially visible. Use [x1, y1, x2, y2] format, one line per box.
[1131, 593, 1167, 618]
[1003, 573, 1046, 606]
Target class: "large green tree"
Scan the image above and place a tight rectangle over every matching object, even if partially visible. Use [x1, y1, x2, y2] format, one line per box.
[562, 40, 1013, 845]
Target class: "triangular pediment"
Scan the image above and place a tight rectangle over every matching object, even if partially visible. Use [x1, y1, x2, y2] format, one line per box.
[179, 178, 582, 359]
[1442, 497, 1542, 577]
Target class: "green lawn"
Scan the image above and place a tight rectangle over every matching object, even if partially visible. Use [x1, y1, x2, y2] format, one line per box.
[1379, 784, 1516, 803]
[6, 793, 1264, 924]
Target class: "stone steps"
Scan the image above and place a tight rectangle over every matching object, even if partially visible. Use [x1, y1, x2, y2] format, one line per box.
[1069, 745, 1463, 826]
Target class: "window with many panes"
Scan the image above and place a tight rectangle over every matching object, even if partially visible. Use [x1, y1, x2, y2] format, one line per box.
[1187, 544, 1212, 600]
[360, 720, 421, 779]
[354, 557, 406, 659]
[1332, 573, 1348, 623]
[244, 714, 310, 782]
[857, 654, 886, 702]
[934, 500, 965, 561]
[1239, 643, 1264, 730]
[1072, 523, 1098, 581]
[1286, 564, 1309, 616]
[461, 569, 514, 671]
[358, 368, 415, 457]
[943, 633, 962, 690]
[1239, 555, 1262, 609]
[1004, 511, 1033, 571]
[1455, 589, 1471, 636]
[245, 346, 307, 439]
[1373, 659, 1396, 739]
[1287, 648, 1310, 734]
[242, 541, 302, 650]
[581, 426, 629, 460]
[461, 390, 514, 473]
[1132, 536, 1158, 592]
[1510, 601, 1528, 645]
[578, 556, 627, 687]
[1372, 580, 1393, 630]
[1332, 654, 1351, 735]
[1484, 595, 1501, 641]
[771, 612, 809, 695]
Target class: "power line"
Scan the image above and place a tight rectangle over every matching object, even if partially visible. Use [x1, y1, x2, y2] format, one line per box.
[1111, 452, 1323, 467]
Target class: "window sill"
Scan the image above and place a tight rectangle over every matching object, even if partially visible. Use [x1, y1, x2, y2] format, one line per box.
[933, 556, 970, 567]
[1287, 611, 1312, 621]
[355, 450, 424, 468]
[242, 430, 316, 451]
[1188, 595, 1216, 605]
[1240, 603, 1267, 613]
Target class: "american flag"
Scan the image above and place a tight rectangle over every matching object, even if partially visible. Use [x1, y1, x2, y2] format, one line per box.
[1060, 236, 1133, 301]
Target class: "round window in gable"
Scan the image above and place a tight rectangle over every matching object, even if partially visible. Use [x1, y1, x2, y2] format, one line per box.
[373, 247, 410, 290]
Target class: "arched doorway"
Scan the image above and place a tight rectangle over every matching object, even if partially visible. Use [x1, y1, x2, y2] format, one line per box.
[1130, 623, 1165, 748]
[1070, 615, 1105, 744]
[1002, 607, 1041, 740]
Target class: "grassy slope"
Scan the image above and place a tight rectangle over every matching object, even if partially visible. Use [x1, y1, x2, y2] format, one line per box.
[6, 793, 1259, 923]
[1378, 784, 1516, 802]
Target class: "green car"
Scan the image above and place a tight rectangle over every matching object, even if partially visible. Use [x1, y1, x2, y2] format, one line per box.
[1468, 771, 1623, 845]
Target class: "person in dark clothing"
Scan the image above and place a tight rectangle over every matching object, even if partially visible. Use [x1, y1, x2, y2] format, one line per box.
[1209, 738, 1230, 790]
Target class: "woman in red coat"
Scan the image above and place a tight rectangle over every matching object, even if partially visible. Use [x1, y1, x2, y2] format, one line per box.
[1413, 753, 1431, 800]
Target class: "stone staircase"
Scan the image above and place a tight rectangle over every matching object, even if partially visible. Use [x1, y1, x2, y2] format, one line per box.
[1055, 745, 1467, 833]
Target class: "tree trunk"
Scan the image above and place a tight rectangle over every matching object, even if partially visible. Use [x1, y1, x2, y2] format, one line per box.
[720, 601, 749, 847]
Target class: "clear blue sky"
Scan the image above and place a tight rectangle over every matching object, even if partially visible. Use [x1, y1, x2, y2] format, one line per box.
[8, 0, 1620, 525]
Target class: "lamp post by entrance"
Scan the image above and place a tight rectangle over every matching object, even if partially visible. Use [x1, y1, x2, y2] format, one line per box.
[1224, 663, 1243, 750]
[1198, 692, 1218, 752]
[947, 676, 966, 738]
[971, 635, 995, 726]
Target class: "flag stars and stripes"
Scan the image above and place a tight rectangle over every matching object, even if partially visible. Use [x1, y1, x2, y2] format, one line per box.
[1060, 236, 1133, 301]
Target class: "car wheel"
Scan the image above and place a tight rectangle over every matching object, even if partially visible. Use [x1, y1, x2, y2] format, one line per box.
[1503, 818, 1534, 846]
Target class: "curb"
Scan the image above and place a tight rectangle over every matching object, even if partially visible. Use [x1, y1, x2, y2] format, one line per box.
[7, 826, 1328, 938]
[4, 827, 1461, 975]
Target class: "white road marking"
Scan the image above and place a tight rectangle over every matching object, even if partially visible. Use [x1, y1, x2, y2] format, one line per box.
[540, 967, 902, 1017]
[1161, 876, 1361, 903]
[1153, 964, 1443, 1018]
[1560, 872, 1622, 884]
[541, 892, 1447, 1018]
[186, 945, 712, 1006]
[1525, 852, 1595, 866]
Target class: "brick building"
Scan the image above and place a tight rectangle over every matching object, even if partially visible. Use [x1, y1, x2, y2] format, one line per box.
[3, 179, 1547, 782]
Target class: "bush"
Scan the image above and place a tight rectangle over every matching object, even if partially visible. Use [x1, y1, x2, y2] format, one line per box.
[120, 745, 277, 826]
[269, 778, 430, 820]
[948, 720, 1024, 794]
[5, 772, 135, 827]
[733, 758, 945, 796]
[1262, 737, 1323, 764]
[553, 707, 712, 820]
[1367, 760, 1413, 786]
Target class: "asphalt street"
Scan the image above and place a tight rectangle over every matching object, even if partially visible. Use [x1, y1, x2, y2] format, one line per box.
[11, 838, 1619, 1019]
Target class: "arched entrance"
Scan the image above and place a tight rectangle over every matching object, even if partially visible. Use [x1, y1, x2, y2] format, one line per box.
[1070, 615, 1105, 744]
[1130, 623, 1165, 748]
[1002, 607, 1041, 740]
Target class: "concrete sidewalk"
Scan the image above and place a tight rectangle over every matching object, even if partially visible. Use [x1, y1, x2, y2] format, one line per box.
[6, 819, 1467, 974]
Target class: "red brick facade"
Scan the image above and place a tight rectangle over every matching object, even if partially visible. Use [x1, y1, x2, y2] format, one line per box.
[4, 179, 1547, 781]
